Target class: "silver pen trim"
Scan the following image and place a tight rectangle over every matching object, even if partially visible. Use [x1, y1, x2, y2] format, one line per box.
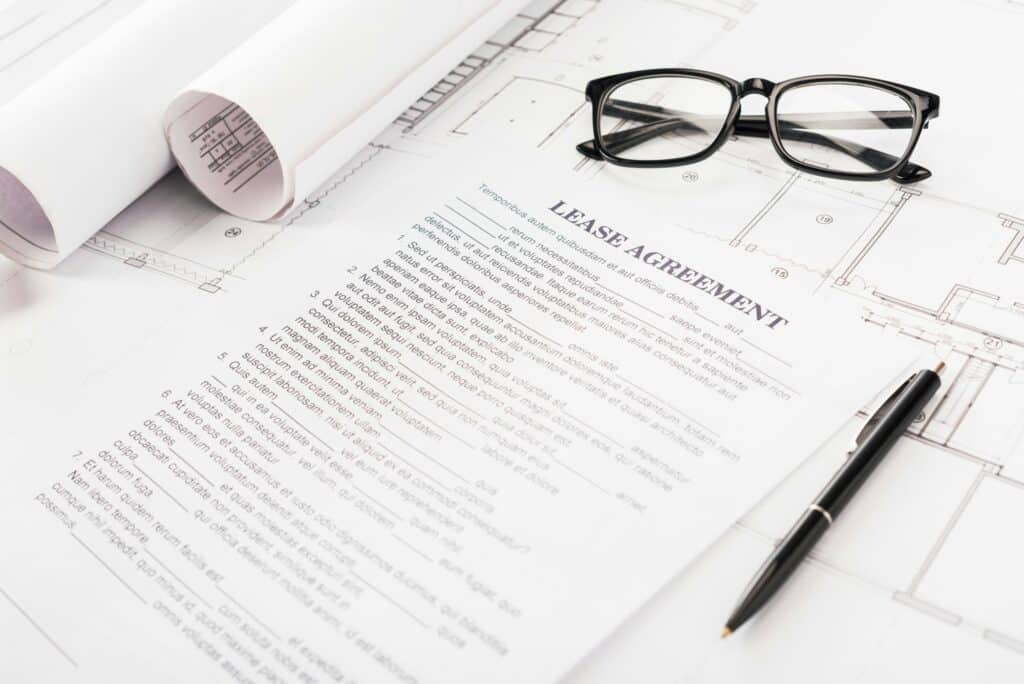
[807, 504, 833, 525]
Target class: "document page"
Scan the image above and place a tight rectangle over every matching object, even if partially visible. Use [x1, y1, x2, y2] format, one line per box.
[0, 157, 911, 682]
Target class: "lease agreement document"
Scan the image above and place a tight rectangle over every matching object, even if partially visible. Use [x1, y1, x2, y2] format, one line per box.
[0, 158, 912, 682]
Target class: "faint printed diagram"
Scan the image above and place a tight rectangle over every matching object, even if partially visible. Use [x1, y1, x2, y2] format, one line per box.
[820, 192, 1024, 652]
[396, 0, 600, 132]
[837, 196, 1024, 348]
[658, 0, 756, 30]
[729, 171, 800, 247]
[909, 353, 1024, 463]
[891, 347, 1024, 653]
[997, 213, 1024, 266]
[79, 172, 279, 294]
[84, 218, 255, 294]
[502, 0, 601, 51]
[873, 284, 1024, 349]
[79, 143, 387, 294]
[833, 186, 919, 286]
[700, 159, 901, 283]
[713, 171, 1024, 358]
[452, 75, 585, 148]
[86, 234, 231, 293]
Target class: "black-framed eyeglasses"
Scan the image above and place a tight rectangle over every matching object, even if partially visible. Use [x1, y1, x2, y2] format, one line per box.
[577, 69, 940, 183]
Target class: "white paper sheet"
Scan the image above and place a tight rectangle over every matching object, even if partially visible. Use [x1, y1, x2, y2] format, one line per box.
[163, 0, 525, 222]
[4, 0, 1022, 679]
[0, 0, 293, 269]
[0, 154, 912, 682]
[0, 1, 144, 107]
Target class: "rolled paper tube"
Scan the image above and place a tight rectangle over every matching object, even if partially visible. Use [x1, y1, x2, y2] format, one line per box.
[164, 0, 525, 222]
[0, 0, 292, 268]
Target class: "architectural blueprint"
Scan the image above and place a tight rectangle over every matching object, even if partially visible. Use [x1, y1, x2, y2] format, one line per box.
[563, 1, 1024, 681]
[1, 0, 1023, 680]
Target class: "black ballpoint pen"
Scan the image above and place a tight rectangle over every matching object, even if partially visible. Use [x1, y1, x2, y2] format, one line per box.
[721, 361, 945, 638]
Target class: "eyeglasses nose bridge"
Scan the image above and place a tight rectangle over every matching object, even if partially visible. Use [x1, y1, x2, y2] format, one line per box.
[740, 78, 776, 97]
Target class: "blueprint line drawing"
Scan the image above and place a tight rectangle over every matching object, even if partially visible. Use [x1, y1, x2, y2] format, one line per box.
[833, 187, 920, 286]
[513, 49, 1024, 657]
[451, 75, 586, 148]
[660, 0, 750, 30]
[729, 171, 800, 247]
[397, 0, 600, 131]
[998, 213, 1024, 266]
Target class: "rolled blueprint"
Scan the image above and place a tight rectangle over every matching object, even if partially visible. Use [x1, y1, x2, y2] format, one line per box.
[0, 0, 526, 269]
[164, 0, 523, 221]
[0, 0, 292, 269]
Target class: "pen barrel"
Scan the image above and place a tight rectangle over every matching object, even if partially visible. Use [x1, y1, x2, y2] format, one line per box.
[816, 370, 941, 517]
[724, 509, 830, 630]
[724, 369, 942, 634]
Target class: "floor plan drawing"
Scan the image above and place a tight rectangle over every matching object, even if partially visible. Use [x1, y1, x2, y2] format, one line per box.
[78, 172, 294, 295]
[512, 32, 1024, 664]
[451, 75, 585, 148]
[397, 0, 600, 131]
[997, 214, 1024, 267]
[660, 0, 755, 30]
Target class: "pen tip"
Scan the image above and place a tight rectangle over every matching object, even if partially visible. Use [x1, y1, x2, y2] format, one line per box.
[721, 627, 732, 639]
[934, 360, 946, 375]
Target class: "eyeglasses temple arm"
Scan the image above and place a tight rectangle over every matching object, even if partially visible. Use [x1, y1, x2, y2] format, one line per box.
[735, 115, 930, 183]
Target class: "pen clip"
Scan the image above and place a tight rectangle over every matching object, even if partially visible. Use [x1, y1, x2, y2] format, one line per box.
[850, 373, 915, 452]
